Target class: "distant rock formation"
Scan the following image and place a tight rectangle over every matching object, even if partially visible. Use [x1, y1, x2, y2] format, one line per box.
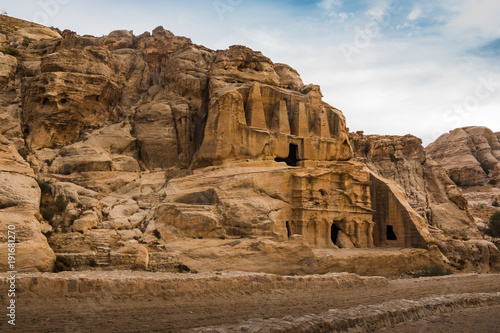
[427, 127, 500, 186]
[350, 132, 499, 272]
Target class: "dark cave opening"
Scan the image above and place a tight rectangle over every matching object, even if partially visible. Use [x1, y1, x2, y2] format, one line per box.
[386, 225, 397, 241]
[331, 224, 340, 245]
[275, 143, 299, 166]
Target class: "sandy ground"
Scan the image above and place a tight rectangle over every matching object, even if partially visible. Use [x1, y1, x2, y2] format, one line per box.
[1, 273, 499, 332]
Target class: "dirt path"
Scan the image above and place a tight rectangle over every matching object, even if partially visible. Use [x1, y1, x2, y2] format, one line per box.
[375, 304, 500, 333]
[2, 273, 500, 332]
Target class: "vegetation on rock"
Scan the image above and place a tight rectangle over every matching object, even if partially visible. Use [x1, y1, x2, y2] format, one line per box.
[0, 46, 19, 56]
[486, 212, 500, 238]
[38, 181, 69, 223]
[412, 264, 453, 278]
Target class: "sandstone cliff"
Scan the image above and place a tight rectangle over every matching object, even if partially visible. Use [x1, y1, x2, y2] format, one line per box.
[350, 132, 500, 272]
[0, 15, 497, 275]
[426, 126, 500, 255]
[427, 126, 500, 187]
[0, 15, 360, 274]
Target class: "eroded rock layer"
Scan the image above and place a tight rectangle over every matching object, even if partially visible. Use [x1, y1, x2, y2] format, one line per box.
[0, 15, 496, 275]
[427, 126, 500, 186]
[350, 132, 500, 272]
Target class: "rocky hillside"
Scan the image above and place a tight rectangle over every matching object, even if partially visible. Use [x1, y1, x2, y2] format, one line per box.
[350, 132, 499, 271]
[0, 15, 498, 275]
[426, 126, 500, 245]
[427, 127, 500, 187]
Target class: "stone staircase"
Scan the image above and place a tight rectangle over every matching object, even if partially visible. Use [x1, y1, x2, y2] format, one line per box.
[95, 240, 111, 266]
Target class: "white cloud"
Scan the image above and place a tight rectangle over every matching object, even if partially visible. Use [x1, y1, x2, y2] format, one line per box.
[318, 0, 350, 22]
[365, 2, 390, 20]
[326, 11, 351, 23]
[240, 28, 287, 53]
[318, 0, 342, 11]
[407, 8, 421, 21]
[396, 23, 412, 30]
[446, 0, 500, 39]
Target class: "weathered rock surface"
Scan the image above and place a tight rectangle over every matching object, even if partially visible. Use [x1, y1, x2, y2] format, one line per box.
[0, 14, 495, 275]
[350, 133, 474, 232]
[0, 52, 17, 86]
[350, 132, 499, 272]
[23, 49, 122, 149]
[427, 126, 500, 186]
[0, 135, 55, 271]
[0, 270, 387, 299]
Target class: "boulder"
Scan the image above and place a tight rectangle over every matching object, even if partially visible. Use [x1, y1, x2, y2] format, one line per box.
[117, 229, 142, 242]
[133, 245, 149, 270]
[155, 204, 226, 239]
[116, 240, 140, 254]
[71, 210, 99, 233]
[111, 155, 140, 172]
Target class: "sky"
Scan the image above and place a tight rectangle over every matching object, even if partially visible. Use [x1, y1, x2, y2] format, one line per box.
[2, 0, 499, 145]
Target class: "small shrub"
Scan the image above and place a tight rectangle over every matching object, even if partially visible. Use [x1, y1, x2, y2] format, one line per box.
[55, 194, 69, 213]
[0, 47, 20, 56]
[493, 199, 500, 207]
[76, 202, 84, 209]
[37, 180, 52, 195]
[41, 206, 56, 222]
[412, 264, 453, 278]
[54, 256, 72, 273]
[486, 212, 500, 238]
